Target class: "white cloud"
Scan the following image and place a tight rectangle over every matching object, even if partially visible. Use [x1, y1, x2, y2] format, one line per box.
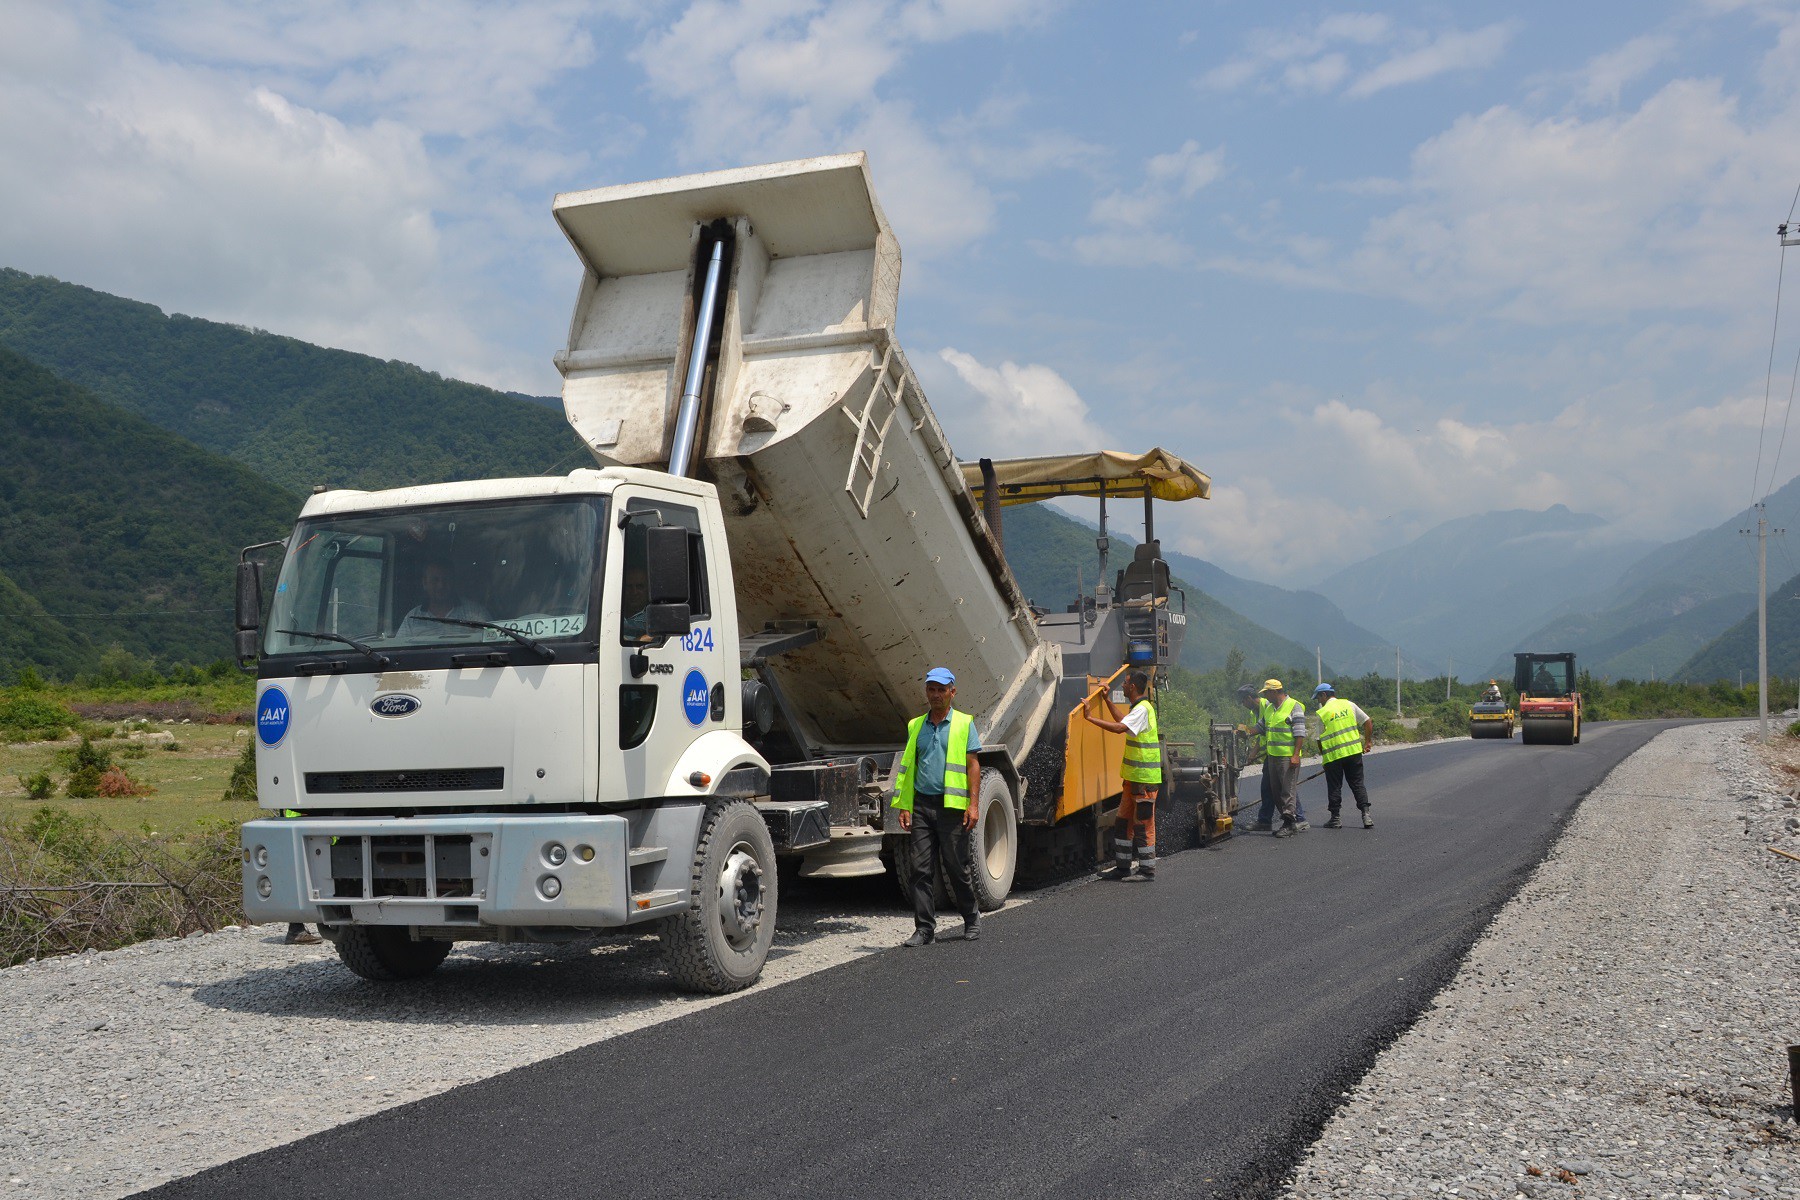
[1069, 140, 1225, 267]
[631, 0, 1066, 255]
[1345, 23, 1515, 98]
[0, 0, 647, 391]
[1339, 77, 1791, 319]
[1199, 14, 1510, 100]
[937, 348, 1106, 456]
[1572, 33, 1677, 107]
[1161, 380, 1772, 583]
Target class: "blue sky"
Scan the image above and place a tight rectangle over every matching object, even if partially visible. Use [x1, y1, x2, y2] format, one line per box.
[6, 0, 1800, 585]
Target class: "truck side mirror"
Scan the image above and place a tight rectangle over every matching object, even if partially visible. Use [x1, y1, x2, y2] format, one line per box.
[643, 526, 690, 604]
[235, 560, 264, 672]
[235, 560, 263, 631]
[644, 602, 692, 639]
[642, 526, 693, 639]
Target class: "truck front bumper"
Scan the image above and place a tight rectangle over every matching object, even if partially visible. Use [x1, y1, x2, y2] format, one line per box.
[241, 812, 687, 931]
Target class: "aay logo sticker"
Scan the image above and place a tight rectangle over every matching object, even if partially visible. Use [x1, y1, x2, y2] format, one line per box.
[256, 687, 290, 748]
[682, 669, 710, 726]
[370, 694, 422, 718]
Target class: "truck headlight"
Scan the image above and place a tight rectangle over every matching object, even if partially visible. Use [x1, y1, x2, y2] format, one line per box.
[539, 875, 562, 900]
[544, 842, 567, 867]
[256, 876, 273, 898]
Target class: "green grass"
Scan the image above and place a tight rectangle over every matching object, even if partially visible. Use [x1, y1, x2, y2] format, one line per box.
[0, 722, 260, 834]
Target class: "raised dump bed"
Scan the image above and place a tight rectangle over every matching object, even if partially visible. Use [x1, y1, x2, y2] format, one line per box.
[552, 155, 1061, 762]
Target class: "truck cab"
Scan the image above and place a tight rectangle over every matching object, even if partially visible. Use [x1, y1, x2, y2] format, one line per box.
[240, 469, 779, 992]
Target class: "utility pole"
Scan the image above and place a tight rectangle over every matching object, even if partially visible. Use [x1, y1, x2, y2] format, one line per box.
[1741, 503, 1786, 739]
[1316, 646, 1322, 686]
[1395, 647, 1403, 717]
[1446, 657, 1452, 701]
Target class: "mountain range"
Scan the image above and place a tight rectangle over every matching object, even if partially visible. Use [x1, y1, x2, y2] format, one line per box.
[0, 265, 1791, 685]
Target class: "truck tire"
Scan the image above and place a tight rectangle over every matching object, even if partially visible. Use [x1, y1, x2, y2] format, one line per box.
[332, 926, 451, 982]
[664, 800, 777, 995]
[967, 768, 1017, 912]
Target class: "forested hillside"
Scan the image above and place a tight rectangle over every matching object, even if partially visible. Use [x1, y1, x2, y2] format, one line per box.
[1676, 568, 1800, 682]
[0, 345, 300, 674]
[0, 269, 583, 494]
[997, 505, 1322, 673]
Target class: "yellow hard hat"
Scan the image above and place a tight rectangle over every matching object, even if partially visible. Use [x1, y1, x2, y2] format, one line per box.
[1261, 678, 1284, 693]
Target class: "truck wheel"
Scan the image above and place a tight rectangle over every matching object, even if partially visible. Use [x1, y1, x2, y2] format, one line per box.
[664, 800, 777, 995]
[333, 926, 451, 982]
[967, 768, 1016, 912]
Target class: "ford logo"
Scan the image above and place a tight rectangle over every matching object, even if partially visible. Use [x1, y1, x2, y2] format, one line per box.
[371, 694, 422, 718]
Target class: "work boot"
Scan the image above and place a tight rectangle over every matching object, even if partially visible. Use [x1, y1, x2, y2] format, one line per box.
[1324, 813, 1342, 828]
[902, 928, 935, 948]
[1249, 820, 1273, 832]
[962, 919, 980, 941]
[1097, 862, 1133, 881]
[1272, 820, 1297, 838]
[1295, 820, 1310, 832]
[1362, 810, 1375, 829]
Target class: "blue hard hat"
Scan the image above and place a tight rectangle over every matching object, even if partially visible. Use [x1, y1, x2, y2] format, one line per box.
[925, 667, 956, 686]
[1312, 682, 1335, 695]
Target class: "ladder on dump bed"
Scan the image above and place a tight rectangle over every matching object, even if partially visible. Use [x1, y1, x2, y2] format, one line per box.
[843, 344, 907, 518]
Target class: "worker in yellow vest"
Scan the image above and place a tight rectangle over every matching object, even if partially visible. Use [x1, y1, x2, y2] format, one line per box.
[1082, 670, 1162, 880]
[1312, 683, 1374, 828]
[1259, 679, 1306, 837]
[890, 666, 982, 947]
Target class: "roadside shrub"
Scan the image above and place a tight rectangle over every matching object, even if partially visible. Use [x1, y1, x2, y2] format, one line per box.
[25, 805, 107, 867]
[0, 691, 77, 741]
[96, 766, 152, 798]
[1787, 719, 1800, 739]
[221, 740, 257, 803]
[60, 736, 112, 798]
[17, 772, 55, 801]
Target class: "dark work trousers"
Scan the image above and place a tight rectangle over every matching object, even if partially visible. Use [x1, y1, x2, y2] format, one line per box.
[1255, 761, 1307, 825]
[907, 793, 979, 930]
[1322, 754, 1371, 814]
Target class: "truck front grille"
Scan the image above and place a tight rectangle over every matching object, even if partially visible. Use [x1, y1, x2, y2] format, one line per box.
[326, 834, 480, 899]
[305, 768, 504, 794]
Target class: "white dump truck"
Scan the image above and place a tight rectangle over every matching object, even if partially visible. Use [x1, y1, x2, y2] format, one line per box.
[235, 154, 1219, 993]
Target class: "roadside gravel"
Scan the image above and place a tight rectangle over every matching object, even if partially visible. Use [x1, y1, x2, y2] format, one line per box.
[1284, 721, 1800, 1200]
[0, 872, 995, 1199]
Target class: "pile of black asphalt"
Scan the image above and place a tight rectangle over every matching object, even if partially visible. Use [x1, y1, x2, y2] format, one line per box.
[138, 721, 1681, 1200]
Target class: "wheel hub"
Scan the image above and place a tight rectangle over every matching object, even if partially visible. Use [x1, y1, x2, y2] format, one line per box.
[717, 843, 764, 944]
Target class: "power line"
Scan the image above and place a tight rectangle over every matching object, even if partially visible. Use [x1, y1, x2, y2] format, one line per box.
[1765, 186, 1800, 502]
[1753, 240, 1791, 502]
[36, 608, 230, 619]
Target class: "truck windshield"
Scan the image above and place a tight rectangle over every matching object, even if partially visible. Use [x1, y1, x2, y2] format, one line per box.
[264, 496, 604, 657]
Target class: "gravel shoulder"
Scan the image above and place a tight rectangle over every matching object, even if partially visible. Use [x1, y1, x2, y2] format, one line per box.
[1283, 721, 1800, 1200]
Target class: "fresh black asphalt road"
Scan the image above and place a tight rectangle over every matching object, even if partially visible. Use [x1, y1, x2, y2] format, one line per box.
[139, 720, 1686, 1200]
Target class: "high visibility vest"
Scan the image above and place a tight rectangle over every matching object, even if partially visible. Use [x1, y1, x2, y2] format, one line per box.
[1317, 698, 1364, 764]
[1121, 699, 1162, 785]
[892, 709, 976, 811]
[1260, 697, 1300, 758]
